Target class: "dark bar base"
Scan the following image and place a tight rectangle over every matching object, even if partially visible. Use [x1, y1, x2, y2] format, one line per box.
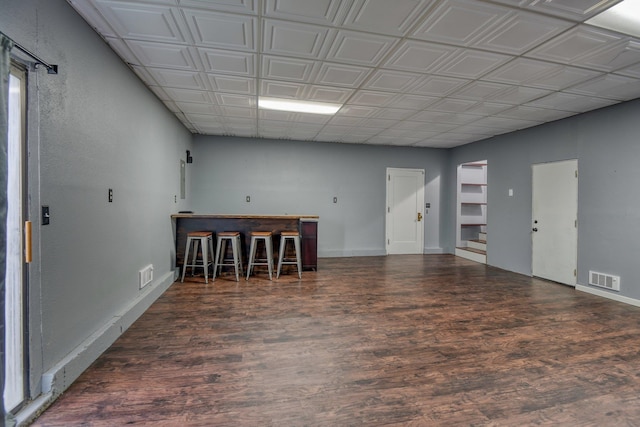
[172, 215, 318, 272]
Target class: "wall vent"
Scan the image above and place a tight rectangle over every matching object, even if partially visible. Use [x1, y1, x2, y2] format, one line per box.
[139, 264, 153, 289]
[589, 270, 620, 291]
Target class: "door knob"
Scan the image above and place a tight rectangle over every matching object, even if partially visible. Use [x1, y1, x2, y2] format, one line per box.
[532, 228, 538, 232]
[417, 212, 423, 222]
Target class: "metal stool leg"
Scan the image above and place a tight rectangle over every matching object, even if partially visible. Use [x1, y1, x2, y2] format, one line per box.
[181, 236, 193, 282]
[266, 238, 274, 280]
[236, 234, 244, 276]
[293, 235, 302, 279]
[277, 235, 286, 279]
[191, 239, 200, 278]
[246, 236, 257, 280]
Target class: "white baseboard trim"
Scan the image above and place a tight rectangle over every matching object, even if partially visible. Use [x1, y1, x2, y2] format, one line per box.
[319, 249, 444, 257]
[576, 284, 640, 308]
[424, 247, 444, 254]
[18, 270, 177, 426]
[318, 249, 386, 257]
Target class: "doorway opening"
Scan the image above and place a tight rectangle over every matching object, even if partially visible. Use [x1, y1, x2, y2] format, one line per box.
[455, 160, 487, 264]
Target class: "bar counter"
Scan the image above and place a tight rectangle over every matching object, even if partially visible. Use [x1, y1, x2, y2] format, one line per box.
[172, 214, 319, 271]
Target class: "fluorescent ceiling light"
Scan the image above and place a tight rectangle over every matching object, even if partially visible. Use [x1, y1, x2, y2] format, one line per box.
[258, 97, 342, 115]
[586, 0, 640, 38]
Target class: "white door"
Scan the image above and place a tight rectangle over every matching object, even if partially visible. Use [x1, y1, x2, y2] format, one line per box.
[532, 160, 578, 286]
[386, 168, 424, 255]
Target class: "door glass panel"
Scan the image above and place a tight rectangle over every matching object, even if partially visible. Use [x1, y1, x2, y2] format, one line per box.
[4, 67, 26, 412]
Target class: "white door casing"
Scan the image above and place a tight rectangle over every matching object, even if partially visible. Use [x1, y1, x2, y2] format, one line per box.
[386, 168, 425, 255]
[532, 160, 578, 286]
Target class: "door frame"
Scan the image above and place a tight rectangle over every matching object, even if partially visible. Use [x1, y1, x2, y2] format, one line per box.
[385, 167, 425, 255]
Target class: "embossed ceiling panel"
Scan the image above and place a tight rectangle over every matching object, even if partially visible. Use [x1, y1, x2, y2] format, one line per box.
[342, 0, 434, 36]
[68, 0, 640, 147]
[412, 0, 510, 46]
[198, 48, 256, 76]
[326, 30, 398, 66]
[183, 9, 256, 50]
[91, 2, 190, 43]
[473, 11, 573, 54]
[263, 0, 349, 26]
[180, 0, 256, 14]
[125, 40, 200, 70]
[262, 19, 333, 58]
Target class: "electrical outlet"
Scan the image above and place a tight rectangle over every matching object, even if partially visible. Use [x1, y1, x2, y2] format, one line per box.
[333, 196, 338, 203]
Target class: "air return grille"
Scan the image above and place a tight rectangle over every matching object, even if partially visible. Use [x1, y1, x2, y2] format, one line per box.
[139, 264, 153, 289]
[589, 270, 620, 291]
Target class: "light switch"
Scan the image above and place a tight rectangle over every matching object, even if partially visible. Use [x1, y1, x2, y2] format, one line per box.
[508, 189, 513, 197]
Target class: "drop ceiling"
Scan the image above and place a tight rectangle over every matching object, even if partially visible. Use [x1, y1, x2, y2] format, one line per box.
[67, 0, 640, 148]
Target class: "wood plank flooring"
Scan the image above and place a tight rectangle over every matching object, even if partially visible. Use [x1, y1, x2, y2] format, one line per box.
[31, 255, 640, 426]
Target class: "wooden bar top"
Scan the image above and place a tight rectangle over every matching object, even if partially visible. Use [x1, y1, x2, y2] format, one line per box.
[171, 214, 319, 220]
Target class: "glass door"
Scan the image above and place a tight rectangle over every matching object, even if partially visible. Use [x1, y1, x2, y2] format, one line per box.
[4, 62, 28, 413]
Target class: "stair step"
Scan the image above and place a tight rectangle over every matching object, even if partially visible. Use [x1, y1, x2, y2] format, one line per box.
[468, 239, 487, 251]
[479, 232, 487, 240]
[457, 247, 486, 255]
[455, 247, 487, 264]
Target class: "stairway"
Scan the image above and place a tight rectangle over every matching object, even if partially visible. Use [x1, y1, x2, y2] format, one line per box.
[455, 232, 486, 264]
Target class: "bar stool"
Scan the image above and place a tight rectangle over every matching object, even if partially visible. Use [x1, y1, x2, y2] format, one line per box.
[246, 231, 274, 280]
[181, 231, 214, 283]
[213, 231, 244, 282]
[277, 231, 302, 279]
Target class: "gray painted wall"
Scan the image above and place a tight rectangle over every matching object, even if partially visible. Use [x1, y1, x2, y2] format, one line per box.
[5, 0, 640, 417]
[190, 136, 447, 256]
[2, 0, 192, 398]
[448, 98, 640, 300]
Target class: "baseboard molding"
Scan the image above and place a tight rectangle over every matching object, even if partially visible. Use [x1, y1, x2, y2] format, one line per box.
[319, 249, 386, 257]
[424, 247, 444, 254]
[19, 270, 177, 426]
[319, 249, 444, 257]
[576, 284, 640, 308]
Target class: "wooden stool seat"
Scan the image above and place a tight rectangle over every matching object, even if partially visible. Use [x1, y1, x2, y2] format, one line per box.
[181, 231, 214, 283]
[246, 231, 274, 280]
[213, 231, 244, 282]
[277, 231, 302, 279]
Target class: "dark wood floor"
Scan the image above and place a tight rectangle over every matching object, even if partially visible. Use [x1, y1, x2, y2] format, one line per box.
[31, 255, 640, 426]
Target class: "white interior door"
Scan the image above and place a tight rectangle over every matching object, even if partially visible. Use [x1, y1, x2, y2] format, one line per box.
[532, 160, 578, 286]
[386, 168, 424, 255]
